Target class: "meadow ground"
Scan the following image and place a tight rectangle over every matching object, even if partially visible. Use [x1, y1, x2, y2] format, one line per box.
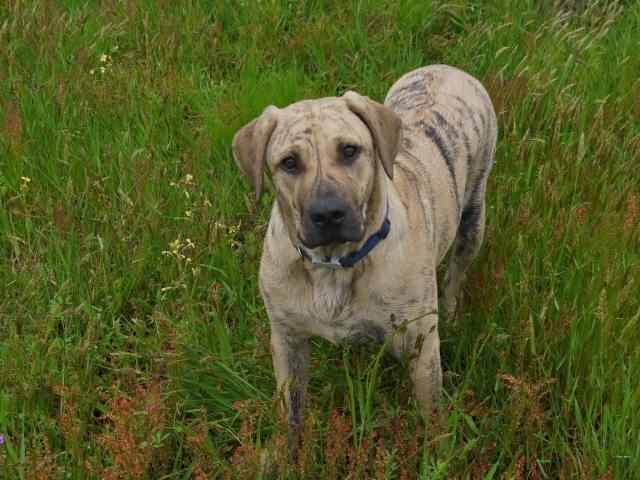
[1, 0, 639, 478]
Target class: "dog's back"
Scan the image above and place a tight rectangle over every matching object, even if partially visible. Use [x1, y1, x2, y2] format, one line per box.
[385, 65, 497, 266]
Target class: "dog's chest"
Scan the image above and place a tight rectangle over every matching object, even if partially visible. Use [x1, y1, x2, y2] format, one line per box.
[261, 229, 436, 347]
[294, 271, 401, 346]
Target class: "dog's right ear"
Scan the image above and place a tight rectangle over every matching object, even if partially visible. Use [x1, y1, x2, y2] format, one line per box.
[232, 106, 279, 202]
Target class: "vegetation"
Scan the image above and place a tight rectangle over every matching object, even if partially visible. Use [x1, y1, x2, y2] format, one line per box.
[1, 0, 638, 478]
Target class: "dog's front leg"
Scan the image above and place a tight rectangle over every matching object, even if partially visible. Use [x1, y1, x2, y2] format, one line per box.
[404, 319, 442, 414]
[271, 329, 310, 457]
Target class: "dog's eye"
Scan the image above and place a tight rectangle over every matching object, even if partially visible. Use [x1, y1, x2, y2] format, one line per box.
[281, 157, 298, 171]
[343, 146, 359, 162]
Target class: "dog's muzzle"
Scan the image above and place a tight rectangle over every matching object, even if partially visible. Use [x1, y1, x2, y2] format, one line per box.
[295, 201, 391, 268]
[301, 196, 365, 249]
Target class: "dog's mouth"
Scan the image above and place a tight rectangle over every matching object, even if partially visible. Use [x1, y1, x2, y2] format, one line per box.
[297, 228, 365, 250]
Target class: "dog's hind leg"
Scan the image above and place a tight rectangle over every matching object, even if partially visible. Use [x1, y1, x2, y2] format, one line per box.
[443, 136, 495, 316]
[443, 201, 485, 316]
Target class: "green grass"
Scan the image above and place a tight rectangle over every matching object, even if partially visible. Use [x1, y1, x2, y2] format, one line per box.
[1, 0, 639, 478]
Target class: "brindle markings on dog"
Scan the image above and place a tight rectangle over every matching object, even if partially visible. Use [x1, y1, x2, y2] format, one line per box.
[232, 65, 497, 461]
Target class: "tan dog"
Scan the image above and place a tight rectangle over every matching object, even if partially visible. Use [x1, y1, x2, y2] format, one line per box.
[232, 65, 497, 454]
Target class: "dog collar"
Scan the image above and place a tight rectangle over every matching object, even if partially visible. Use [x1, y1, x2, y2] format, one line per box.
[294, 202, 390, 269]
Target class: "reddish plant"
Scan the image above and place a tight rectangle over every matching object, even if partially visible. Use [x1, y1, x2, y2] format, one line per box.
[249, 316, 271, 359]
[498, 373, 557, 438]
[379, 410, 425, 480]
[220, 400, 262, 480]
[560, 452, 615, 480]
[23, 432, 61, 480]
[624, 193, 638, 231]
[96, 382, 170, 480]
[373, 435, 389, 479]
[184, 407, 219, 479]
[501, 453, 526, 480]
[347, 432, 374, 480]
[54, 383, 84, 448]
[323, 408, 351, 479]
[294, 398, 319, 478]
[3, 100, 23, 154]
[529, 454, 543, 480]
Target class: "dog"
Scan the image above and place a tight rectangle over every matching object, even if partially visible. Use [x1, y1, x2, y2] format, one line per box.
[232, 65, 497, 455]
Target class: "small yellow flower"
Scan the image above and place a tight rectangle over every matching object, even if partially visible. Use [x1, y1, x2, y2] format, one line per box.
[90, 69, 95, 75]
[168, 238, 184, 255]
[186, 210, 193, 217]
[100, 54, 107, 63]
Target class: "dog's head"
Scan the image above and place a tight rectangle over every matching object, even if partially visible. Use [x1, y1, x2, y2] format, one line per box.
[232, 92, 402, 250]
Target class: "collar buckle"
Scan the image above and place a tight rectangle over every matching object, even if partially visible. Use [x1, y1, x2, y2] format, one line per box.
[311, 257, 350, 269]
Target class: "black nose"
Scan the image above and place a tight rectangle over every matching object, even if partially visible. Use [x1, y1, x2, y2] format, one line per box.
[308, 197, 347, 229]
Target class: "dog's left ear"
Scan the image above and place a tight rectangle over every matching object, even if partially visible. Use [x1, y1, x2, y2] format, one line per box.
[343, 91, 403, 180]
[232, 106, 279, 201]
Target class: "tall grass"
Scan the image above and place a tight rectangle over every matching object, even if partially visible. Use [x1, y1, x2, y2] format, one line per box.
[1, 0, 638, 478]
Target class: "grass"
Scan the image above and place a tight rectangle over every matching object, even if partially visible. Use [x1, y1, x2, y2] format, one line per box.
[1, 0, 639, 478]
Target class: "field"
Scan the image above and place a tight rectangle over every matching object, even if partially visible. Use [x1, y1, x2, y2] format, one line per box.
[1, 0, 639, 478]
